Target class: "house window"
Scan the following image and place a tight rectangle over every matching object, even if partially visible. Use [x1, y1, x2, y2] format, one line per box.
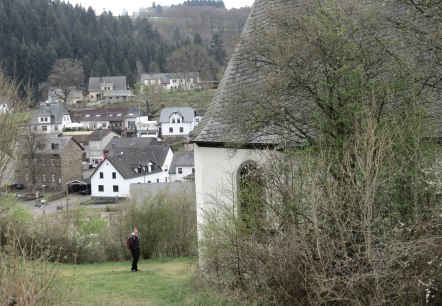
[149, 165, 154, 172]
[33, 159, 37, 165]
[42, 126, 47, 131]
[100, 172, 104, 179]
[177, 119, 181, 123]
[42, 174, 46, 182]
[195, 118, 200, 123]
[178, 168, 182, 174]
[51, 174, 55, 182]
[192, 168, 195, 173]
[98, 185, 104, 192]
[157, 179, 159, 183]
[25, 174, 29, 182]
[179, 127, 184, 133]
[51, 159, 55, 166]
[55, 125, 59, 131]
[113, 185, 119, 192]
[169, 127, 173, 133]
[51, 143, 59, 150]
[25, 159, 28, 166]
[172, 119, 176, 123]
[112, 172, 116, 179]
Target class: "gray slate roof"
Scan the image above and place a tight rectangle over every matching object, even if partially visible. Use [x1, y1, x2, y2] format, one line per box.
[168, 152, 194, 174]
[72, 108, 145, 122]
[31, 103, 70, 125]
[35, 135, 83, 155]
[89, 130, 117, 141]
[159, 107, 195, 123]
[106, 143, 171, 179]
[104, 137, 160, 155]
[191, 0, 289, 145]
[88, 76, 127, 92]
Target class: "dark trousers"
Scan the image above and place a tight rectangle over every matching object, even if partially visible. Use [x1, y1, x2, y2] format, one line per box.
[131, 249, 140, 270]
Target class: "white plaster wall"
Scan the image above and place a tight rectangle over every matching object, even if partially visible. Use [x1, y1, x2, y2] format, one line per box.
[170, 166, 194, 181]
[194, 145, 270, 240]
[161, 122, 193, 136]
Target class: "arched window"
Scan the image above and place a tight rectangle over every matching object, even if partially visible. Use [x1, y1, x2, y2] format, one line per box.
[238, 161, 265, 228]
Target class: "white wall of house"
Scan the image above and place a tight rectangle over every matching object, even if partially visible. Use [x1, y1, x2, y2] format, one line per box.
[170, 166, 194, 182]
[161, 113, 193, 136]
[79, 120, 110, 129]
[194, 145, 270, 240]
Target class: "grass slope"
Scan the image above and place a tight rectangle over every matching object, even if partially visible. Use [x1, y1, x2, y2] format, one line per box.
[58, 257, 239, 306]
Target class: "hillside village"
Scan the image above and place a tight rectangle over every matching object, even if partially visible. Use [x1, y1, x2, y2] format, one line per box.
[11, 72, 207, 204]
[1, 0, 442, 305]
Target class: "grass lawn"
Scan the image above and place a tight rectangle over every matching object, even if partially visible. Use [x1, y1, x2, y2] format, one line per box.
[58, 257, 235, 306]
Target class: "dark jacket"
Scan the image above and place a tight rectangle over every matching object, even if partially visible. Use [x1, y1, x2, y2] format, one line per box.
[130, 234, 140, 252]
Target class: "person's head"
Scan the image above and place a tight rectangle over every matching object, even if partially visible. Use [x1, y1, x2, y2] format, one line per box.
[133, 227, 138, 235]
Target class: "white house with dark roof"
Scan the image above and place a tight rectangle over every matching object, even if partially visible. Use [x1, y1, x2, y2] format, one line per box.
[90, 143, 173, 200]
[140, 72, 200, 93]
[168, 151, 195, 181]
[30, 103, 72, 134]
[159, 107, 199, 137]
[88, 76, 133, 102]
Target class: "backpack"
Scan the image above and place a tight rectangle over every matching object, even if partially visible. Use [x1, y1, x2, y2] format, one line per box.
[125, 236, 132, 249]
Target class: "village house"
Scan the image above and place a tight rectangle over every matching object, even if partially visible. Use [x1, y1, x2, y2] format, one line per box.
[16, 135, 83, 192]
[30, 103, 72, 134]
[69, 108, 157, 137]
[88, 76, 133, 102]
[140, 72, 200, 93]
[168, 151, 195, 182]
[90, 142, 173, 201]
[159, 107, 203, 137]
[47, 87, 83, 105]
[87, 130, 121, 167]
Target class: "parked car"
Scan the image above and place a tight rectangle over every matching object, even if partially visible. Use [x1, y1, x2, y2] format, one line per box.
[80, 188, 91, 195]
[9, 183, 24, 190]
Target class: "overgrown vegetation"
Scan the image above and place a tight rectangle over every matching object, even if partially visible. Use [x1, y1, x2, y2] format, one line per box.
[198, 0, 442, 304]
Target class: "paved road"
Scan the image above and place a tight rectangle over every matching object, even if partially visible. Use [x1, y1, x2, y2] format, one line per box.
[19, 194, 113, 215]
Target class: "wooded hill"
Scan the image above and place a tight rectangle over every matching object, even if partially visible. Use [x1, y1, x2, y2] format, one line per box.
[134, 3, 250, 56]
[0, 0, 247, 101]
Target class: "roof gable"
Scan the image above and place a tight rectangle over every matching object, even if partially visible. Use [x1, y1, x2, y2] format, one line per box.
[159, 107, 195, 123]
[88, 76, 127, 92]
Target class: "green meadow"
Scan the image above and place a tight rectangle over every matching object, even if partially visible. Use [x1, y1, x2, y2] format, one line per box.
[57, 257, 238, 306]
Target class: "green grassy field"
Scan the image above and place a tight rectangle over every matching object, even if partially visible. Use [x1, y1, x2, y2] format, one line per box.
[57, 257, 236, 306]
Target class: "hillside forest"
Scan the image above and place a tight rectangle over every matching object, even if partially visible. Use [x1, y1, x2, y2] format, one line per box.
[0, 0, 248, 101]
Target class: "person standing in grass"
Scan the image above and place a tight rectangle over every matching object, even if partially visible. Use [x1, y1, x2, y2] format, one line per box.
[128, 227, 140, 272]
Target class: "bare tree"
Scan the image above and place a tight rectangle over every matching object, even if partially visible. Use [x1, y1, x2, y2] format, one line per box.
[46, 58, 84, 105]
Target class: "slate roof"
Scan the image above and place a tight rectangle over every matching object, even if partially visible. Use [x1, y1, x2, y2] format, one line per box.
[35, 135, 83, 155]
[106, 143, 171, 179]
[104, 137, 160, 156]
[71, 108, 145, 122]
[88, 76, 127, 92]
[168, 152, 194, 174]
[191, 0, 293, 145]
[89, 130, 117, 141]
[159, 107, 195, 123]
[31, 103, 70, 125]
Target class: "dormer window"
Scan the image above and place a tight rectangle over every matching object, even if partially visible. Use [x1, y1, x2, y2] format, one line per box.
[51, 143, 59, 150]
[172, 119, 175, 123]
